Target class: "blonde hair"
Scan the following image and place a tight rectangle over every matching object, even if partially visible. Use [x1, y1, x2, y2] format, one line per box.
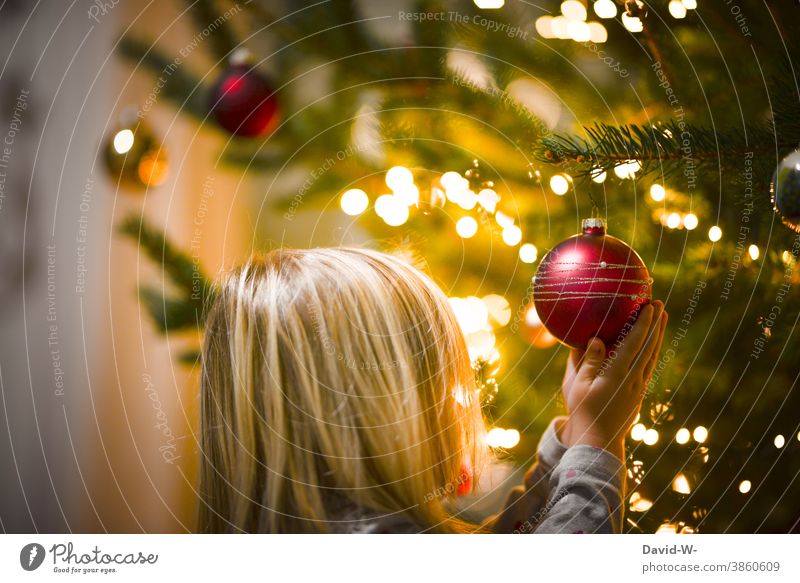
[199, 248, 486, 533]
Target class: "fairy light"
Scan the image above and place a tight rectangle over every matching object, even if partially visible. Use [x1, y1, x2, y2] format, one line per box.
[672, 474, 691, 494]
[441, 171, 465, 191]
[519, 243, 538, 263]
[456, 216, 479, 238]
[394, 183, 420, 206]
[631, 423, 647, 441]
[340, 189, 369, 215]
[693, 426, 708, 443]
[449, 296, 490, 335]
[486, 427, 520, 448]
[535, 16, 555, 38]
[614, 160, 641, 179]
[644, 428, 659, 446]
[683, 213, 699, 230]
[385, 165, 414, 191]
[656, 522, 678, 534]
[113, 129, 135, 154]
[551, 16, 570, 39]
[683, 0, 697, 8]
[587, 21, 607, 43]
[629, 492, 653, 512]
[650, 184, 666, 202]
[591, 167, 607, 183]
[567, 21, 591, 42]
[550, 173, 570, 195]
[748, 244, 760, 260]
[676, 427, 691, 444]
[502, 224, 523, 246]
[382, 199, 409, 227]
[477, 188, 500, 213]
[708, 225, 722, 242]
[593, 0, 617, 19]
[666, 213, 682, 229]
[621, 13, 643, 32]
[561, 0, 587, 21]
[482, 294, 512, 326]
[774, 434, 785, 448]
[669, 0, 687, 18]
[738, 480, 751, 494]
[473, 0, 504, 8]
[495, 211, 514, 228]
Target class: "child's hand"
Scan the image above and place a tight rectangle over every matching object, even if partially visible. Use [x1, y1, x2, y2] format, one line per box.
[560, 301, 667, 459]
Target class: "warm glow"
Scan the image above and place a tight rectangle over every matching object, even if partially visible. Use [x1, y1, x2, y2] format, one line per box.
[375, 194, 408, 226]
[495, 211, 514, 228]
[666, 213, 682, 229]
[477, 188, 500, 213]
[672, 474, 691, 494]
[561, 0, 587, 21]
[676, 428, 691, 444]
[748, 244, 760, 260]
[457, 190, 478, 210]
[567, 20, 591, 42]
[449, 296, 490, 335]
[456, 216, 479, 238]
[683, 213, 698, 230]
[550, 174, 570, 195]
[502, 224, 522, 246]
[587, 22, 607, 43]
[486, 427, 520, 448]
[738, 480, 751, 494]
[385, 166, 414, 191]
[374, 194, 394, 218]
[650, 184, 666, 202]
[683, 0, 697, 8]
[774, 434, 785, 448]
[474, 0, 504, 8]
[629, 492, 653, 512]
[593, 0, 618, 19]
[621, 13, 643, 33]
[519, 243, 538, 263]
[535, 16, 555, 38]
[644, 428, 659, 446]
[631, 423, 647, 441]
[656, 523, 678, 534]
[669, 0, 688, 18]
[693, 426, 708, 443]
[441, 171, 465, 191]
[614, 160, 641, 179]
[591, 167, 607, 183]
[113, 129, 135, 154]
[394, 183, 419, 206]
[340, 189, 369, 216]
[482, 294, 512, 326]
[708, 225, 722, 242]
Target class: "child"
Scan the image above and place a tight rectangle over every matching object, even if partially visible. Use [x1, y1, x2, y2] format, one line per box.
[199, 248, 667, 533]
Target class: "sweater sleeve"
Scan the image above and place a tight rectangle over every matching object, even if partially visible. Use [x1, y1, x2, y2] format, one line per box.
[485, 417, 626, 534]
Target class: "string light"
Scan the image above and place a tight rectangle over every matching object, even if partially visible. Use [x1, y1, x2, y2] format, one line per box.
[561, 0, 587, 21]
[486, 427, 520, 448]
[621, 13, 643, 32]
[650, 184, 666, 202]
[738, 480, 752, 494]
[666, 212, 682, 229]
[656, 522, 678, 534]
[502, 224, 523, 246]
[683, 213, 698, 230]
[340, 189, 369, 215]
[708, 225, 722, 242]
[631, 423, 647, 441]
[644, 428, 659, 445]
[535, 16, 555, 38]
[477, 188, 500, 213]
[774, 434, 785, 448]
[456, 216, 479, 238]
[113, 129, 135, 154]
[385, 165, 414, 190]
[668, 0, 688, 18]
[693, 426, 708, 443]
[587, 21, 608, 43]
[495, 211, 514, 228]
[593, 0, 617, 19]
[676, 428, 691, 444]
[748, 244, 760, 260]
[394, 183, 419, 206]
[614, 160, 641, 178]
[683, 0, 697, 8]
[550, 173, 570, 195]
[629, 491, 653, 512]
[441, 171, 465, 191]
[519, 243, 538, 263]
[473, 0, 504, 8]
[672, 473, 691, 494]
[591, 167, 607, 183]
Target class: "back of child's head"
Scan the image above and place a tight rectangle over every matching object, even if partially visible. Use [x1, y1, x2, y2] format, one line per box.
[199, 247, 486, 533]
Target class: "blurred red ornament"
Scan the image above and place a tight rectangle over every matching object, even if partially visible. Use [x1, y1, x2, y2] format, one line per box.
[457, 464, 472, 496]
[209, 53, 278, 137]
[532, 218, 652, 349]
[522, 304, 558, 348]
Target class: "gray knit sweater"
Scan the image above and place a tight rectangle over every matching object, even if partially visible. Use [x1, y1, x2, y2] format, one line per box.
[330, 417, 626, 534]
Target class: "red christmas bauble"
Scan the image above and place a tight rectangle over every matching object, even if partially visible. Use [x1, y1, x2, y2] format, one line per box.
[209, 64, 278, 137]
[532, 218, 652, 349]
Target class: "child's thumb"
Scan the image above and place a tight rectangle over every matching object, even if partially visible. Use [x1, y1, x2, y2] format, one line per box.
[578, 337, 605, 380]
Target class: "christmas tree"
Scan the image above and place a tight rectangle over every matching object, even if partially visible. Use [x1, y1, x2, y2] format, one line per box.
[113, 0, 800, 533]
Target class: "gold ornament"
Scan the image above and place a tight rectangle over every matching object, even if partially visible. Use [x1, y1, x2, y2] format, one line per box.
[104, 112, 168, 190]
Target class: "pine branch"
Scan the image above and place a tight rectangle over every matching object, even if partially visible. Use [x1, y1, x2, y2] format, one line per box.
[184, 0, 240, 60]
[117, 214, 215, 331]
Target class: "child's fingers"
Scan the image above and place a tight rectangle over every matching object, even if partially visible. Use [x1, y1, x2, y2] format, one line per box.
[575, 337, 606, 383]
[642, 311, 668, 384]
[633, 304, 666, 380]
[605, 303, 656, 376]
